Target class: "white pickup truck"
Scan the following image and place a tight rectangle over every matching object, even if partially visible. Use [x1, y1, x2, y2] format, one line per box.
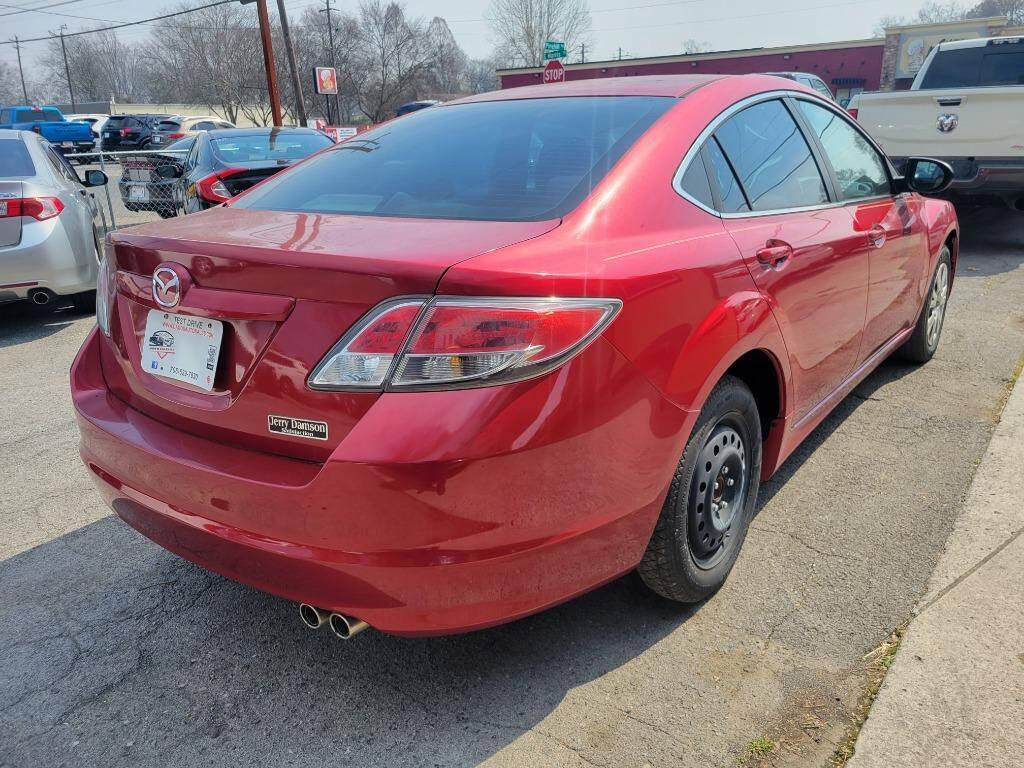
[848, 36, 1024, 208]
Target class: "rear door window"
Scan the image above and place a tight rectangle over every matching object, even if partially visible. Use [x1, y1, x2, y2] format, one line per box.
[233, 97, 674, 221]
[0, 139, 35, 177]
[714, 99, 829, 212]
[796, 100, 889, 200]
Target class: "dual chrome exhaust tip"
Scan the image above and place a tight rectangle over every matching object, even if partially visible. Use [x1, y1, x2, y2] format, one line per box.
[298, 603, 369, 640]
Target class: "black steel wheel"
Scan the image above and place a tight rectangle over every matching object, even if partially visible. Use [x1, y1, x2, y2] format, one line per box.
[638, 375, 762, 603]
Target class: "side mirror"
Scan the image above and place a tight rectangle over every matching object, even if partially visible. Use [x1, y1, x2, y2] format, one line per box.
[898, 157, 954, 195]
[156, 164, 182, 179]
[83, 170, 107, 187]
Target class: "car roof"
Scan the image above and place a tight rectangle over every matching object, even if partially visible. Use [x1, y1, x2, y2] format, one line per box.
[449, 75, 725, 105]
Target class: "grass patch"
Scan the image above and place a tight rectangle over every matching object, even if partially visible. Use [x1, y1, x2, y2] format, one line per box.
[1011, 354, 1024, 387]
[831, 625, 907, 765]
[740, 736, 777, 763]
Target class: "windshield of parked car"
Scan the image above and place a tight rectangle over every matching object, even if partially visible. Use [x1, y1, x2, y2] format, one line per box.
[232, 96, 673, 221]
[15, 108, 62, 122]
[210, 132, 333, 164]
[0, 139, 35, 177]
[919, 39, 1024, 88]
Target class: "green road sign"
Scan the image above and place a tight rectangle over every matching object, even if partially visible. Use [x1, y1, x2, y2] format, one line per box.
[543, 41, 566, 60]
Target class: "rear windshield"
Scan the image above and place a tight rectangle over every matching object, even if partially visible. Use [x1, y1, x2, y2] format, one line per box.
[0, 139, 35, 177]
[233, 96, 673, 221]
[920, 39, 1024, 88]
[104, 116, 129, 127]
[210, 132, 333, 163]
[157, 120, 182, 131]
[15, 108, 62, 122]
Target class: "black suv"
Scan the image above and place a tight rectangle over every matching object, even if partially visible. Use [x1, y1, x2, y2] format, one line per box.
[101, 114, 173, 151]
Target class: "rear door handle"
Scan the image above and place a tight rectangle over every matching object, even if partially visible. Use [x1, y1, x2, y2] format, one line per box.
[756, 239, 793, 268]
[868, 225, 886, 248]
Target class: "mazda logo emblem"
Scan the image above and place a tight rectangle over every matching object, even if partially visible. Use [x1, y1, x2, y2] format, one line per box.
[152, 266, 182, 308]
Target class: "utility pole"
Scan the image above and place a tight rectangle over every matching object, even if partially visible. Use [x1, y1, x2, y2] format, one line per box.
[276, 0, 306, 126]
[320, 0, 339, 125]
[617, 47, 623, 61]
[580, 43, 586, 64]
[256, 0, 283, 126]
[12, 36, 28, 102]
[58, 26, 76, 112]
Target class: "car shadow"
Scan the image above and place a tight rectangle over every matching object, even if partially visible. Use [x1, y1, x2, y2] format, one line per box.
[0, 301, 91, 349]
[0, 516, 693, 767]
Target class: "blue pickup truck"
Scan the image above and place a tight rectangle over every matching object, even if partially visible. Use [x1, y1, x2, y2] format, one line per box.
[0, 105, 94, 159]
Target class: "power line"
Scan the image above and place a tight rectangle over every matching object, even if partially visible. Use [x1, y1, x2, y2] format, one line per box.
[0, 0, 238, 44]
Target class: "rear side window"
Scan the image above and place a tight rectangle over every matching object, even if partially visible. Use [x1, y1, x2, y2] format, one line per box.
[920, 40, 1024, 88]
[679, 153, 714, 210]
[233, 96, 674, 222]
[0, 140, 36, 177]
[714, 99, 828, 211]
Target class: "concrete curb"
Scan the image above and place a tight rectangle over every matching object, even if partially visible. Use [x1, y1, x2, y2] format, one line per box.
[848, 372, 1024, 767]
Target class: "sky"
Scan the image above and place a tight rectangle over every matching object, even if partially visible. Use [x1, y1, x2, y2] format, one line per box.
[1, 0, 932, 76]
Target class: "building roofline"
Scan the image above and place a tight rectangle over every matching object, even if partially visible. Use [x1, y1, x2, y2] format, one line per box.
[496, 37, 884, 76]
[882, 15, 1009, 33]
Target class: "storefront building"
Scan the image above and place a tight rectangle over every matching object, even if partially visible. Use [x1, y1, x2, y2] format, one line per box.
[497, 16, 1022, 101]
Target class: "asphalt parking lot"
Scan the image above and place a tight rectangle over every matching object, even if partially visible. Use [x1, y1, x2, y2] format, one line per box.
[2, 206, 1022, 768]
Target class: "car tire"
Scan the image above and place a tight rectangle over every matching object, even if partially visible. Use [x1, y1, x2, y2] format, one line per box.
[638, 375, 762, 603]
[898, 244, 951, 364]
[71, 290, 96, 312]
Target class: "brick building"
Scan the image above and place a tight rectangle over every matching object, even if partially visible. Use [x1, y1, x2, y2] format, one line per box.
[497, 16, 1023, 102]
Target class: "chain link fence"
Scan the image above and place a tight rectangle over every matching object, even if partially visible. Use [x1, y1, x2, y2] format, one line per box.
[65, 149, 189, 232]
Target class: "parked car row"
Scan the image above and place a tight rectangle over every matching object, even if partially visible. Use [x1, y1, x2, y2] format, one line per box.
[115, 127, 333, 218]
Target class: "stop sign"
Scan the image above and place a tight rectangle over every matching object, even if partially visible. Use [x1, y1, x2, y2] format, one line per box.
[543, 59, 565, 84]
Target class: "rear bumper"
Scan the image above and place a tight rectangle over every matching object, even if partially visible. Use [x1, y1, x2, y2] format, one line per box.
[72, 327, 692, 635]
[0, 218, 97, 301]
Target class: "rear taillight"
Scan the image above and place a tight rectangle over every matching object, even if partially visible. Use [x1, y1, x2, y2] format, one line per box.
[309, 297, 622, 391]
[847, 108, 859, 120]
[120, 127, 133, 137]
[197, 168, 246, 203]
[31, 125, 41, 134]
[0, 197, 64, 220]
[168, 132, 185, 139]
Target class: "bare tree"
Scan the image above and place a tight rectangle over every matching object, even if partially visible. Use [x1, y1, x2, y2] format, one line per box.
[1, 62, 22, 104]
[425, 17, 468, 94]
[348, 0, 433, 122]
[465, 57, 500, 93]
[40, 28, 147, 102]
[486, 0, 592, 67]
[967, 0, 1024, 23]
[874, 1, 968, 33]
[681, 39, 710, 53]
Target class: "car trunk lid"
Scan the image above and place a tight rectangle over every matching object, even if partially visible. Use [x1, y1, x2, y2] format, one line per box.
[0, 182, 23, 248]
[100, 205, 559, 460]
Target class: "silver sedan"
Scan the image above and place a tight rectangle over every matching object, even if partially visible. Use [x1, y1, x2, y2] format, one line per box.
[0, 128, 109, 309]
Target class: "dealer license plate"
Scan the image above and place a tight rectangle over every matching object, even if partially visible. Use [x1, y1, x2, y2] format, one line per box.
[128, 185, 149, 202]
[141, 311, 223, 392]
[61, 141, 73, 148]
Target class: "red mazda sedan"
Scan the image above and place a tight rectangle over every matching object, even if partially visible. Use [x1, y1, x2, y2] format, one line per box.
[72, 75, 958, 637]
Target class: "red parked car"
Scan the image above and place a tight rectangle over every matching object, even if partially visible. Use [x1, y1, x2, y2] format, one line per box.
[72, 75, 958, 638]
